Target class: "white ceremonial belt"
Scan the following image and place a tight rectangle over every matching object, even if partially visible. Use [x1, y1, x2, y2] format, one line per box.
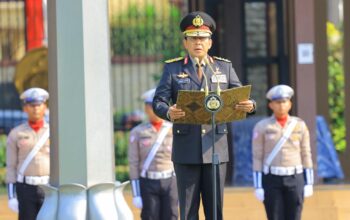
[17, 175, 49, 185]
[141, 170, 175, 180]
[264, 165, 303, 176]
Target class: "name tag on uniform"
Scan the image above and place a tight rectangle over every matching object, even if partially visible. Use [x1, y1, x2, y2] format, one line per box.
[178, 78, 190, 84]
[211, 74, 227, 83]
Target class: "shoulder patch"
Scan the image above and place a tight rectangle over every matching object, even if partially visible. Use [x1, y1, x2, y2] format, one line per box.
[165, 57, 184, 63]
[213, 56, 231, 63]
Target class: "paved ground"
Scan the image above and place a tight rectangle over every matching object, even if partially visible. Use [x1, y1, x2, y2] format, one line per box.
[0, 187, 264, 220]
[2, 186, 350, 220]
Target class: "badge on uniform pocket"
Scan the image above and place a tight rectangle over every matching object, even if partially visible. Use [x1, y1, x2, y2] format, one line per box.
[141, 138, 152, 147]
[211, 74, 227, 83]
[18, 135, 31, 148]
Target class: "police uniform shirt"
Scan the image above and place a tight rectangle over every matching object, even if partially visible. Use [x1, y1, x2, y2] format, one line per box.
[128, 122, 173, 180]
[252, 115, 313, 172]
[6, 122, 50, 183]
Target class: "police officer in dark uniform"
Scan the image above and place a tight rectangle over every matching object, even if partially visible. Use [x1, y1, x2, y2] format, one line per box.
[152, 11, 256, 220]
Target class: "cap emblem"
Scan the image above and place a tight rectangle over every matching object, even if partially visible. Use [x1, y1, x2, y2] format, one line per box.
[192, 15, 204, 27]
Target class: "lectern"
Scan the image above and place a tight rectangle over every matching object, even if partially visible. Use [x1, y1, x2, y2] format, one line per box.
[175, 85, 251, 220]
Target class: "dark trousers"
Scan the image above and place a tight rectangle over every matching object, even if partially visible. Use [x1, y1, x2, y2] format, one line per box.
[174, 163, 227, 220]
[16, 182, 45, 220]
[263, 173, 304, 220]
[140, 176, 178, 220]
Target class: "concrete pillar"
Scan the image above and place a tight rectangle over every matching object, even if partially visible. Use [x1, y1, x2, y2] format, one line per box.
[293, 0, 317, 170]
[314, 0, 330, 122]
[48, 0, 114, 188]
[37, 0, 132, 219]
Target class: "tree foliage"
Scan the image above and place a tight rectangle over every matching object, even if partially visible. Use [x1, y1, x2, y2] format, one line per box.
[110, 3, 184, 61]
[327, 22, 346, 152]
[0, 135, 7, 186]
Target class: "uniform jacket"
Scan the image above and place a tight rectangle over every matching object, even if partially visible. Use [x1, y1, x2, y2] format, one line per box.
[252, 116, 313, 171]
[128, 121, 174, 179]
[6, 122, 50, 183]
[153, 55, 242, 164]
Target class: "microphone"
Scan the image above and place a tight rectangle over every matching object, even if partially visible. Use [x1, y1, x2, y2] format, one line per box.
[194, 57, 209, 97]
[204, 57, 221, 96]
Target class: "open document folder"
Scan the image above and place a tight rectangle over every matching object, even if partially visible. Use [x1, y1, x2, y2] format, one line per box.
[174, 85, 252, 124]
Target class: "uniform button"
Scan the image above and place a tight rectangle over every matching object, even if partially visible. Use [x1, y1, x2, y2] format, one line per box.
[177, 130, 180, 134]
[202, 129, 206, 134]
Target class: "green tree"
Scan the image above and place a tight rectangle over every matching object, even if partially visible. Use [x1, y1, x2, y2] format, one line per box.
[0, 135, 7, 186]
[327, 22, 346, 151]
[110, 3, 183, 61]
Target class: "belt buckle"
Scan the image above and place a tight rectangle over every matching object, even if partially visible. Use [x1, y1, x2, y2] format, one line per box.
[26, 176, 36, 185]
[159, 172, 164, 178]
[147, 172, 157, 179]
[276, 168, 283, 175]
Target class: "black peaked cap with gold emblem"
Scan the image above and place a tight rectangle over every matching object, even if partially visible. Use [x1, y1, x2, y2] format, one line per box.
[180, 11, 216, 37]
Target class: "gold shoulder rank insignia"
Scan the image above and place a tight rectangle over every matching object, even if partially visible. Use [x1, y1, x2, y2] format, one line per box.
[213, 56, 231, 63]
[177, 72, 189, 78]
[165, 57, 184, 63]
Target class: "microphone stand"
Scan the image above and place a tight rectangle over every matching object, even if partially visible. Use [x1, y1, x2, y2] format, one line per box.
[205, 93, 222, 220]
[201, 57, 222, 220]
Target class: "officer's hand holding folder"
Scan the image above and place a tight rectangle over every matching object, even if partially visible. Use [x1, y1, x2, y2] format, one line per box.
[174, 85, 251, 124]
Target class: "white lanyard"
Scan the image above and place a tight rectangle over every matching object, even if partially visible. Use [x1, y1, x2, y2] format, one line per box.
[140, 122, 172, 177]
[17, 128, 50, 182]
[264, 119, 297, 167]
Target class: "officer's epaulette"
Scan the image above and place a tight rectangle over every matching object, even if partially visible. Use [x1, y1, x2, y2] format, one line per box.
[164, 57, 184, 63]
[213, 56, 231, 63]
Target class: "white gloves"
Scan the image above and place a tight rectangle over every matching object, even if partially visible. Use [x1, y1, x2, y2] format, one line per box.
[254, 185, 312, 201]
[8, 198, 19, 213]
[254, 188, 264, 202]
[253, 171, 264, 202]
[304, 184, 313, 198]
[131, 179, 142, 209]
[132, 196, 143, 209]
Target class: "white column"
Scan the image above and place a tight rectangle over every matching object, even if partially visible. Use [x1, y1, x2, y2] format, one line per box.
[48, 0, 114, 187]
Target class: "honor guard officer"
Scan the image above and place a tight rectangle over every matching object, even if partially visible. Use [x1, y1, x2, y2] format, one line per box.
[6, 88, 50, 220]
[252, 85, 314, 220]
[153, 11, 256, 220]
[128, 89, 178, 220]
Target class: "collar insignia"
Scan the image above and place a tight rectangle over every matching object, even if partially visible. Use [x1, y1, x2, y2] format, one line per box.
[184, 56, 188, 64]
